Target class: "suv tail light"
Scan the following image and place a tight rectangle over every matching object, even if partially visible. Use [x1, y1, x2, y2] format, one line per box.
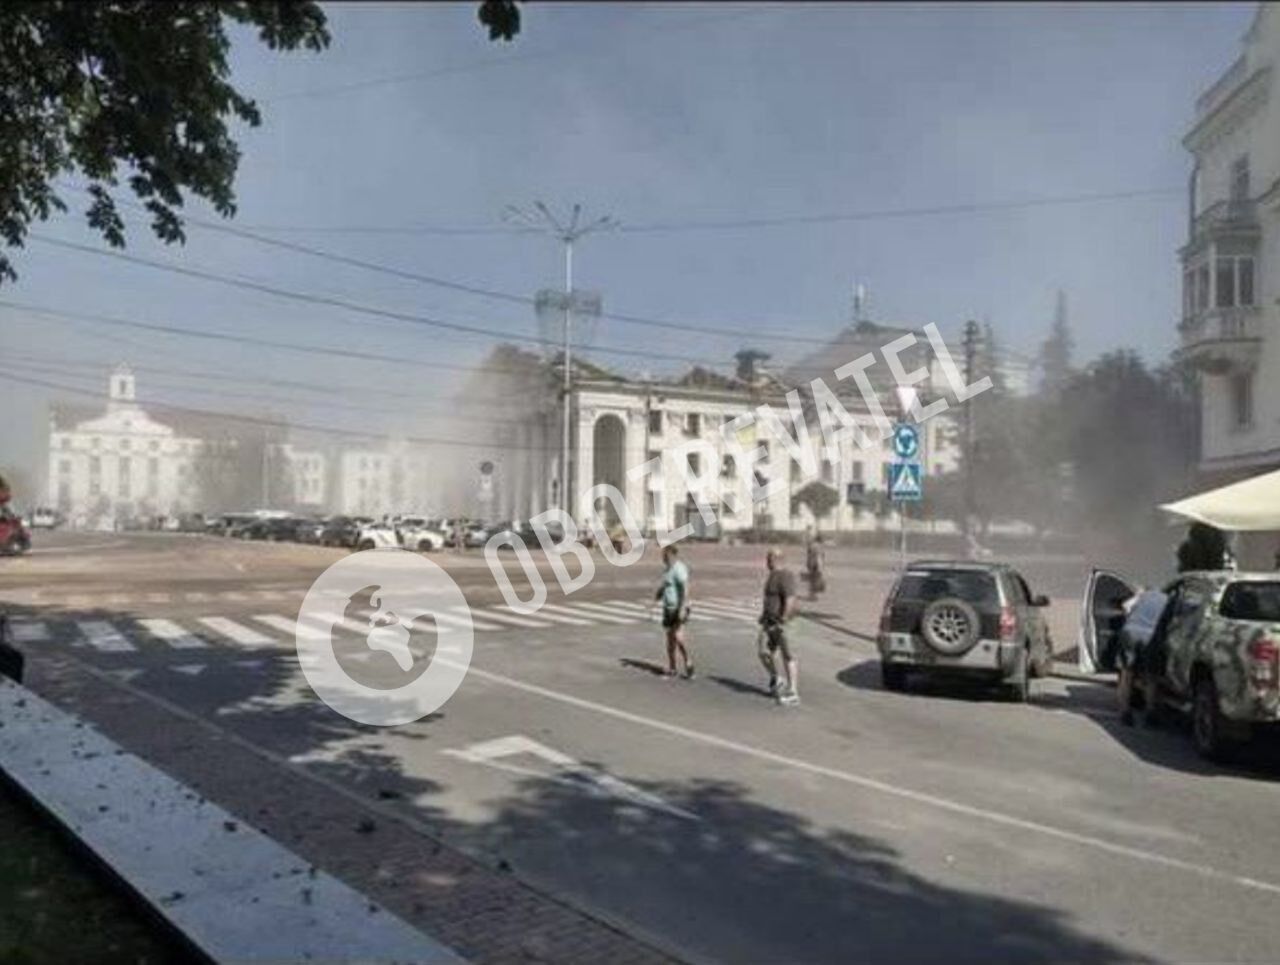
[999, 606, 1017, 643]
[1248, 637, 1279, 688]
[879, 594, 894, 632]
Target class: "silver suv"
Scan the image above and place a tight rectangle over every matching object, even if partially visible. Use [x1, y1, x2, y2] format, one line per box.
[876, 561, 1055, 701]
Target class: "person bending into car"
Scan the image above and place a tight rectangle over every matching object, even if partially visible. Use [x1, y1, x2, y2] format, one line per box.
[655, 545, 694, 679]
[759, 547, 801, 705]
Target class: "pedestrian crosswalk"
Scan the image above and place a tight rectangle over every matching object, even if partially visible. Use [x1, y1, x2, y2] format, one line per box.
[5, 596, 763, 655]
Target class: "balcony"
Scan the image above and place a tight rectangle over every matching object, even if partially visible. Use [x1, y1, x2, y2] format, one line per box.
[1177, 306, 1263, 375]
[1192, 198, 1259, 238]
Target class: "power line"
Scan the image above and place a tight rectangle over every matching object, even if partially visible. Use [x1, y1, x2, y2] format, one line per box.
[26, 233, 736, 367]
[266, 7, 779, 103]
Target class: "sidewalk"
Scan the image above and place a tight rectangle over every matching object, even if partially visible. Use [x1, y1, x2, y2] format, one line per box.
[22, 653, 678, 965]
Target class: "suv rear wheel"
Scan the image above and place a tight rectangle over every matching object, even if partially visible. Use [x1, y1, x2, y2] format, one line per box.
[1192, 673, 1231, 761]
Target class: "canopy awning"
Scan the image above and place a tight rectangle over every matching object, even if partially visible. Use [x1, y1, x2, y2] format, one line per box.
[1159, 468, 1280, 532]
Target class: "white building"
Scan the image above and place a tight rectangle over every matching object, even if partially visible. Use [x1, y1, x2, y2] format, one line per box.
[47, 365, 203, 527]
[276, 445, 328, 509]
[477, 319, 963, 537]
[1179, 3, 1280, 481]
[335, 441, 435, 517]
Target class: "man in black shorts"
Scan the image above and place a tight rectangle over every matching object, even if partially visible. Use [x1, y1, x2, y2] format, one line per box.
[759, 547, 800, 704]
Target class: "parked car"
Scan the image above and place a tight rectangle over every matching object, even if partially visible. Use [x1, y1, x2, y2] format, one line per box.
[319, 516, 361, 548]
[876, 560, 1054, 700]
[208, 513, 255, 536]
[0, 505, 31, 556]
[29, 506, 61, 529]
[1083, 568, 1280, 760]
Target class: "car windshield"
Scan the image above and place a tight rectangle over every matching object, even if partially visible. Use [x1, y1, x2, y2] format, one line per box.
[1219, 582, 1280, 622]
[896, 570, 999, 606]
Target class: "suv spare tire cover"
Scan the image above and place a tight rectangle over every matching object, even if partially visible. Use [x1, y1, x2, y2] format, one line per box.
[919, 597, 982, 655]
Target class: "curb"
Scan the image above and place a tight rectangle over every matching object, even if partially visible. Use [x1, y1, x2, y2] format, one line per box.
[0, 676, 463, 964]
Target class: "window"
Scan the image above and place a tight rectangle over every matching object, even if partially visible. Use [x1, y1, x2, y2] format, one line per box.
[882, 463, 893, 488]
[649, 409, 663, 434]
[120, 438, 131, 452]
[721, 454, 737, 478]
[790, 459, 802, 483]
[91, 436, 101, 451]
[721, 414, 734, 428]
[1196, 264, 1209, 310]
[758, 441, 770, 461]
[1230, 155, 1250, 202]
[118, 457, 132, 498]
[89, 456, 101, 475]
[1231, 371, 1254, 428]
[148, 458, 159, 477]
[58, 459, 71, 475]
[686, 452, 701, 475]
[821, 459, 834, 484]
[150, 440, 159, 452]
[1213, 256, 1255, 309]
[89, 479, 101, 496]
[1220, 582, 1280, 621]
[685, 413, 701, 436]
[850, 460, 863, 482]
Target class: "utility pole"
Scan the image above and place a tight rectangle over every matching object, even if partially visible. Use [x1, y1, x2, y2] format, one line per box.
[962, 319, 980, 550]
[504, 202, 618, 520]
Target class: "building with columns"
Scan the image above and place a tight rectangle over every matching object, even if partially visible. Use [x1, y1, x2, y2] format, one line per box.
[1179, 3, 1280, 482]
[47, 364, 204, 528]
[467, 318, 964, 538]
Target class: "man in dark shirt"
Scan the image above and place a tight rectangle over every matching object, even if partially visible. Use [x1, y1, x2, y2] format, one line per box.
[759, 547, 800, 705]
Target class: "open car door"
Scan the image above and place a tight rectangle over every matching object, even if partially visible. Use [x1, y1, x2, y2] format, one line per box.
[1079, 568, 1140, 673]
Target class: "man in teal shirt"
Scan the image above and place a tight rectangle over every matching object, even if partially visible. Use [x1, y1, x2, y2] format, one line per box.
[655, 545, 694, 679]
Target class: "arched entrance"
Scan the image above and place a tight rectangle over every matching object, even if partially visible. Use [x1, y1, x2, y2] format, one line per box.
[591, 414, 627, 526]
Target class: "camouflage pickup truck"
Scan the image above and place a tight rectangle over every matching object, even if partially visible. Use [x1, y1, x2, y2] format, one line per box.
[1082, 569, 1280, 760]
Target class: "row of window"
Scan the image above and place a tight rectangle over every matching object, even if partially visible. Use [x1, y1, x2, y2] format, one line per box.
[59, 436, 195, 454]
[1183, 256, 1255, 314]
[645, 449, 943, 485]
[644, 409, 941, 451]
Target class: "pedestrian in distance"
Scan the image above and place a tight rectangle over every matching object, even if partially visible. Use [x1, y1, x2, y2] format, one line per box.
[759, 547, 800, 705]
[804, 532, 826, 602]
[654, 545, 694, 679]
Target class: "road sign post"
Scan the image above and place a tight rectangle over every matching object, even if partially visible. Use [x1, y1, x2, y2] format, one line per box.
[888, 424, 924, 569]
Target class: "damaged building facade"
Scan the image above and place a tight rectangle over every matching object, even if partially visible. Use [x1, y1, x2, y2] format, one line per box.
[461, 319, 963, 538]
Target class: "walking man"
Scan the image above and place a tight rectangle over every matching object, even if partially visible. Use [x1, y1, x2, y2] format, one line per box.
[804, 532, 826, 602]
[655, 545, 694, 679]
[759, 547, 800, 705]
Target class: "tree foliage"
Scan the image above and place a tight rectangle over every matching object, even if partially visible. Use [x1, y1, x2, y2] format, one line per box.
[0, 1, 522, 283]
[793, 480, 840, 520]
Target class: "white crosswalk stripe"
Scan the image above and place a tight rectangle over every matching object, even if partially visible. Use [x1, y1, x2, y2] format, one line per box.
[253, 589, 289, 601]
[254, 614, 303, 637]
[184, 591, 212, 603]
[197, 616, 274, 647]
[603, 600, 713, 623]
[136, 618, 208, 649]
[689, 600, 758, 622]
[107, 593, 133, 606]
[9, 620, 49, 643]
[482, 606, 556, 629]
[530, 604, 598, 626]
[144, 592, 172, 604]
[565, 602, 640, 624]
[441, 607, 503, 632]
[220, 591, 251, 602]
[76, 620, 136, 652]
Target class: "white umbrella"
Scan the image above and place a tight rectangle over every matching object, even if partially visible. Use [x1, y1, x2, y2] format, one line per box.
[1159, 468, 1280, 532]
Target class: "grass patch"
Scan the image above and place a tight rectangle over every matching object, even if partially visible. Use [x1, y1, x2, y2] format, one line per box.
[0, 782, 189, 964]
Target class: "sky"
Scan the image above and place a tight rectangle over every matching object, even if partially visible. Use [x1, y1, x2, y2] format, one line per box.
[0, 1, 1258, 489]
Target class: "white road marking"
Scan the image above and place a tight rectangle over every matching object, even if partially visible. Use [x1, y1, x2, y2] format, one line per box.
[64, 595, 96, 609]
[254, 614, 304, 637]
[107, 593, 133, 606]
[254, 590, 287, 601]
[136, 618, 207, 650]
[442, 607, 503, 632]
[689, 600, 757, 623]
[484, 606, 556, 629]
[9, 620, 49, 643]
[436, 657, 1280, 899]
[561, 602, 638, 624]
[443, 735, 698, 821]
[75, 620, 136, 652]
[184, 591, 212, 603]
[604, 600, 716, 623]
[172, 664, 206, 676]
[144, 592, 172, 604]
[220, 591, 251, 602]
[197, 617, 274, 647]
[530, 604, 598, 626]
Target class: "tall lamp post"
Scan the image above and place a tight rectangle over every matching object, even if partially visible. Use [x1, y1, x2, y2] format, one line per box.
[504, 203, 618, 519]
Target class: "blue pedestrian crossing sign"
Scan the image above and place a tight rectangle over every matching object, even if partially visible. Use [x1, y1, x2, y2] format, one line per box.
[891, 423, 920, 460]
[889, 461, 923, 501]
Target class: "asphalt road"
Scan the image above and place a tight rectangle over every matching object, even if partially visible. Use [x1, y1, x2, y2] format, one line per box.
[4, 532, 1280, 964]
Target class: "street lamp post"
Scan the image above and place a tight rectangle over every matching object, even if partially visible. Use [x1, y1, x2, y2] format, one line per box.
[504, 203, 618, 521]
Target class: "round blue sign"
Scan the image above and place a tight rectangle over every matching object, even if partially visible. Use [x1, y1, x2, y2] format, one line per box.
[891, 423, 920, 460]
